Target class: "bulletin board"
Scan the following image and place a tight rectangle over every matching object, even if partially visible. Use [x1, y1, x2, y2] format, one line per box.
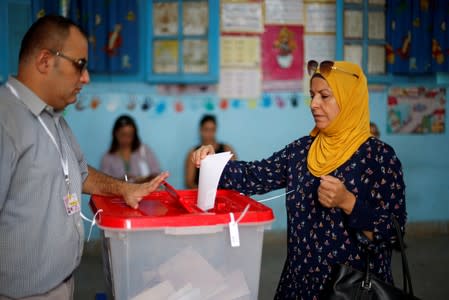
[218, 0, 311, 97]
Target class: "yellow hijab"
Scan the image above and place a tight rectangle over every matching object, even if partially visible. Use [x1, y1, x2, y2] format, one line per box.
[307, 61, 371, 177]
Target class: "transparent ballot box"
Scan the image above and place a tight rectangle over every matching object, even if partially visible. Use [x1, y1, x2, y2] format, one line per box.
[90, 183, 274, 300]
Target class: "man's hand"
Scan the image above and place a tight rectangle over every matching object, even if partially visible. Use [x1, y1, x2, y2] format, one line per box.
[122, 171, 169, 209]
[318, 175, 356, 215]
[83, 166, 169, 209]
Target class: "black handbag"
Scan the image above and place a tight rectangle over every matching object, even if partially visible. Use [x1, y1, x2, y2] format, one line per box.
[322, 215, 421, 300]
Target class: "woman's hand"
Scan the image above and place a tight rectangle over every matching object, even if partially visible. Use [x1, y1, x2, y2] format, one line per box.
[319, 175, 374, 240]
[318, 175, 356, 215]
[191, 145, 216, 168]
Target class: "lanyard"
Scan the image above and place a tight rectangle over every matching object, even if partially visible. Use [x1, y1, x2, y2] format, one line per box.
[6, 82, 70, 186]
[37, 116, 70, 186]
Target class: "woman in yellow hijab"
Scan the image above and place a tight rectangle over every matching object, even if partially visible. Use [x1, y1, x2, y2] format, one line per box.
[192, 61, 406, 299]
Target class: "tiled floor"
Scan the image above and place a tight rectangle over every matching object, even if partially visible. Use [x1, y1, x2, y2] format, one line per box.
[75, 231, 449, 299]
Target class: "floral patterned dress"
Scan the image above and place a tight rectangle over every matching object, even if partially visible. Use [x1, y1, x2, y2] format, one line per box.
[219, 136, 406, 300]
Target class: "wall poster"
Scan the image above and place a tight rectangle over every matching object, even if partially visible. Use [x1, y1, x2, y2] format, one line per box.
[262, 25, 304, 91]
[387, 87, 446, 134]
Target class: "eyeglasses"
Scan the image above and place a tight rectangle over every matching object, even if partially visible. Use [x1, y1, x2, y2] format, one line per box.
[307, 60, 359, 79]
[48, 49, 88, 74]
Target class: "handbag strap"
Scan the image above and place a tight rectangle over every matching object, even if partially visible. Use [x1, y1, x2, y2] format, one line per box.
[391, 214, 415, 296]
[363, 214, 415, 296]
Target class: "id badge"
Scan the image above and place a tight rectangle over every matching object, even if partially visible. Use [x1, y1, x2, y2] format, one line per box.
[64, 193, 81, 216]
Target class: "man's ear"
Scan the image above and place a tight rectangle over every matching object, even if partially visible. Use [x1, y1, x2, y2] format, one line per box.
[35, 49, 52, 74]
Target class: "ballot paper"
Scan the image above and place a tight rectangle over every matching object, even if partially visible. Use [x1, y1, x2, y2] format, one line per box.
[197, 151, 233, 211]
[208, 270, 250, 300]
[137, 246, 251, 300]
[167, 283, 201, 300]
[131, 280, 175, 300]
[158, 247, 225, 298]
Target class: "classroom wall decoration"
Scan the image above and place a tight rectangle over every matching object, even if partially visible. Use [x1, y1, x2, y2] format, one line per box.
[32, 0, 139, 73]
[386, 0, 449, 73]
[69, 91, 303, 117]
[387, 87, 446, 134]
[218, 0, 307, 97]
[262, 25, 304, 91]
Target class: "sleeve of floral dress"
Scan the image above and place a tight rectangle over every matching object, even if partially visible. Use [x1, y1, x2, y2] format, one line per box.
[218, 143, 292, 195]
[346, 142, 407, 250]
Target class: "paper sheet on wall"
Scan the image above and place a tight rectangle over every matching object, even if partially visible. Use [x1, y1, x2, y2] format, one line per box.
[221, 2, 263, 33]
[305, 3, 336, 33]
[218, 68, 261, 99]
[265, 0, 304, 25]
[221, 36, 261, 68]
[197, 152, 233, 211]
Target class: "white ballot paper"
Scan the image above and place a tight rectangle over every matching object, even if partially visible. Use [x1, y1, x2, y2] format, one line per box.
[197, 151, 233, 211]
[131, 280, 175, 300]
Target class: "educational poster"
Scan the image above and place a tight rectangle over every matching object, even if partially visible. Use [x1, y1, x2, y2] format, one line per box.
[304, 35, 335, 65]
[344, 10, 363, 39]
[367, 45, 385, 74]
[262, 25, 304, 91]
[264, 0, 304, 25]
[304, 3, 336, 33]
[221, 2, 264, 33]
[153, 40, 178, 73]
[183, 40, 209, 73]
[344, 44, 363, 67]
[183, 1, 209, 35]
[218, 68, 262, 99]
[387, 87, 446, 134]
[303, 35, 336, 91]
[368, 11, 385, 40]
[153, 2, 178, 35]
[220, 36, 261, 68]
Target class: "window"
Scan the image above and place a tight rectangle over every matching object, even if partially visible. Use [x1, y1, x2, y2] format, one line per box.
[341, 0, 386, 80]
[146, 0, 219, 84]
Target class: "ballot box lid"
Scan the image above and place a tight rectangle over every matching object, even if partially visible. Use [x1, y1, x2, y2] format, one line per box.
[89, 182, 275, 230]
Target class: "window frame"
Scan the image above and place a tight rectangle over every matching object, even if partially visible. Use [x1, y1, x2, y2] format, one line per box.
[145, 0, 219, 84]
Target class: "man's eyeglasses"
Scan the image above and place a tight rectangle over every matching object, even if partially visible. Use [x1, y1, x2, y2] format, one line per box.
[307, 60, 359, 79]
[48, 49, 88, 74]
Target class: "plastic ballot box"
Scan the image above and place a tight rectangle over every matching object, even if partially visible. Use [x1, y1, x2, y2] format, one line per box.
[90, 183, 274, 300]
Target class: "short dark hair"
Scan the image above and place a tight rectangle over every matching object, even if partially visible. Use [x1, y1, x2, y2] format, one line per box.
[200, 114, 217, 128]
[19, 15, 86, 63]
[108, 115, 141, 153]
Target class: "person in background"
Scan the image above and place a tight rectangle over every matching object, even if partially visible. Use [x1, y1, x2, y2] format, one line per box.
[0, 15, 168, 299]
[101, 114, 161, 183]
[184, 114, 237, 189]
[192, 60, 406, 299]
[370, 121, 380, 138]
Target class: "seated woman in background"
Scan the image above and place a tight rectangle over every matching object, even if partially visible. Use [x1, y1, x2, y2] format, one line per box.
[101, 114, 161, 182]
[184, 114, 237, 189]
